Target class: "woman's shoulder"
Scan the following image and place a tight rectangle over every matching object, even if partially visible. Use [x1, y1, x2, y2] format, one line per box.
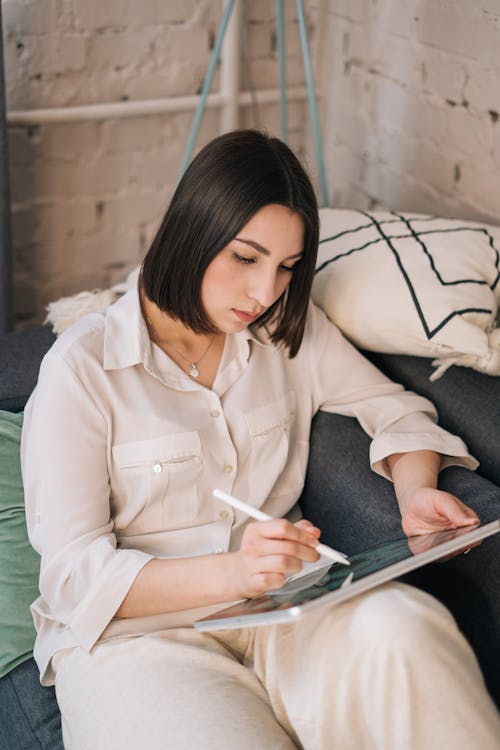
[41, 313, 106, 371]
[302, 300, 344, 347]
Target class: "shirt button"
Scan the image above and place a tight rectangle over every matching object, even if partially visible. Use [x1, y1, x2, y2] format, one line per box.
[153, 463, 162, 473]
[210, 409, 220, 418]
[219, 510, 230, 520]
[224, 464, 233, 473]
[215, 547, 224, 554]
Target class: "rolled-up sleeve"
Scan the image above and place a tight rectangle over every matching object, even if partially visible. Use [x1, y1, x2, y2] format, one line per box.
[21, 350, 153, 653]
[305, 303, 478, 480]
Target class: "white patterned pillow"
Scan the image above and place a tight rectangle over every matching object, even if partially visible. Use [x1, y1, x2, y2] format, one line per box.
[312, 209, 500, 379]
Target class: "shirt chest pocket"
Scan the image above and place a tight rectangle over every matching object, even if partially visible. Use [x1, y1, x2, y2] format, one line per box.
[244, 391, 297, 500]
[112, 432, 202, 533]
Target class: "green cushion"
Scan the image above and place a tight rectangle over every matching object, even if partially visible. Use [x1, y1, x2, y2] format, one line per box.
[0, 410, 40, 679]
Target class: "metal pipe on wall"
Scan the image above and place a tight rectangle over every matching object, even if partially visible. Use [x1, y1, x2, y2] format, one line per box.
[6, 86, 307, 126]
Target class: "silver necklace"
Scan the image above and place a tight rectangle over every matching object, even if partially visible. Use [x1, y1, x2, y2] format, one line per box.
[146, 316, 216, 378]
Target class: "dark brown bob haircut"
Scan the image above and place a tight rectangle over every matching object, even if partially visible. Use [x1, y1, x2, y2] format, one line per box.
[141, 129, 319, 357]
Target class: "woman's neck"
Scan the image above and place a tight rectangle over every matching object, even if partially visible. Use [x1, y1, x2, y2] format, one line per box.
[140, 291, 225, 387]
[141, 294, 199, 351]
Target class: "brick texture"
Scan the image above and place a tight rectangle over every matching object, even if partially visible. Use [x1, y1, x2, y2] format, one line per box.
[315, 0, 500, 223]
[3, 0, 316, 327]
[4, 0, 498, 328]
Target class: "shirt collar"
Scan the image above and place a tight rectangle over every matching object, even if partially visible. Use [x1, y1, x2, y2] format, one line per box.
[237, 322, 275, 358]
[103, 289, 201, 391]
[103, 284, 146, 371]
[102, 282, 275, 385]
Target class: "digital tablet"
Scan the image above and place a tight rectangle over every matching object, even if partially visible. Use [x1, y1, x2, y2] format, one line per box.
[194, 519, 500, 631]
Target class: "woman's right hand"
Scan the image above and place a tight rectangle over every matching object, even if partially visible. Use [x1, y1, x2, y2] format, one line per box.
[230, 518, 322, 599]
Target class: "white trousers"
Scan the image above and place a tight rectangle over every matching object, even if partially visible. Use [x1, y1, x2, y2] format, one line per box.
[54, 583, 500, 750]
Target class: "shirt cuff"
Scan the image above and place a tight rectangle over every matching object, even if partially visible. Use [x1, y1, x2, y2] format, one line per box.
[370, 430, 479, 481]
[69, 548, 153, 652]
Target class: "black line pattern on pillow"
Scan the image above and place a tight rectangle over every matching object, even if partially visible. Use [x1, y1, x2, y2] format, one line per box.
[318, 214, 500, 288]
[394, 211, 500, 290]
[317, 214, 438, 272]
[316, 211, 498, 340]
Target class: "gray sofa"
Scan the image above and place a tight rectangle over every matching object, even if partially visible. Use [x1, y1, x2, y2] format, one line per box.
[0, 325, 499, 749]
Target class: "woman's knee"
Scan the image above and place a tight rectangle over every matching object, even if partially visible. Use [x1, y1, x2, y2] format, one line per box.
[334, 582, 471, 663]
[351, 582, 454, 632]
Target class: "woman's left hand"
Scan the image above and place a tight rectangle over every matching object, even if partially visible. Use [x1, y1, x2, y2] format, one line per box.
[398, 486, 479, 537]
[387, 450, 480, 537]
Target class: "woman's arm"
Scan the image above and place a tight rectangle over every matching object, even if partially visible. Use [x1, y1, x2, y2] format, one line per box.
[387, 449, 479, 536]
[115, 519, 321, 618]
[304, 306, 479, 537]
[306, 304, 477, 481]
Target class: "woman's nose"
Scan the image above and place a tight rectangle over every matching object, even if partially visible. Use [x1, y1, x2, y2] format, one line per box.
[247, 270, 278, 308]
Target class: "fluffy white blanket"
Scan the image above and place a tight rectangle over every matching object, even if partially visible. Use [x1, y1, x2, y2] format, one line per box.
[45, 267, 140, 335]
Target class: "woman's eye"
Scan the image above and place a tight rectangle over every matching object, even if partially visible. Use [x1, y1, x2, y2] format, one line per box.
[279, 263, 297, 273]
[232, 252, 255, 265]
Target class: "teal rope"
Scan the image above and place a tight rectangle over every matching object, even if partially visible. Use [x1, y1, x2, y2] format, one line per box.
[276, 0, 288, 143]
[179, 0, 328, 207]
[295, 0, 329, 206]
[178, 0, 235, 179]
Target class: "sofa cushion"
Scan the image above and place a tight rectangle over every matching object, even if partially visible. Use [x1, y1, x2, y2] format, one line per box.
[365, 350, 500, 487]
[0, 410, 40, 679]
[0, 657, 63, 750]
[313, 209, 500, 379]
[0, 327, 56, 412]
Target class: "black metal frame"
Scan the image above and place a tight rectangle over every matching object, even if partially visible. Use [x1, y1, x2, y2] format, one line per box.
[0, 2, 12, 334]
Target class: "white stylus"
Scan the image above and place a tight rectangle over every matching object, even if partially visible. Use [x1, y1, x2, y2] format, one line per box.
[213, 488, 350, 566]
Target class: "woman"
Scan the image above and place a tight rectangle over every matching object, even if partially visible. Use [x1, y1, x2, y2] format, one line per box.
[22, 130, 500, 749]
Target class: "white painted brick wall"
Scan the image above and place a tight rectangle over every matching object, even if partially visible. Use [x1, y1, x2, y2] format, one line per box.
[315, 0, 500, 223]
[3, 0, 317, 327]
[12, 0, 498, 328]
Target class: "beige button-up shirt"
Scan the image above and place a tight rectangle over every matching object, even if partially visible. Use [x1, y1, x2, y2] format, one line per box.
[21, 287, 476, 684]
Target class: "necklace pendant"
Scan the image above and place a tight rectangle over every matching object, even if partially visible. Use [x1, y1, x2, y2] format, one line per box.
[189, 363, 199, 378]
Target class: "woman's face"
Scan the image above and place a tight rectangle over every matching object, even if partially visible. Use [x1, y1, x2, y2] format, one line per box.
[201, 204, 305, 333]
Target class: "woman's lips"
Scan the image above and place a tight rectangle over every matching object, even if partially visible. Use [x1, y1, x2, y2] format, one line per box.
[233, 309, 261, 323]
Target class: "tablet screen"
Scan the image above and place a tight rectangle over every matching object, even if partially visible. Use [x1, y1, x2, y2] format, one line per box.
[195, 520, 499, 631]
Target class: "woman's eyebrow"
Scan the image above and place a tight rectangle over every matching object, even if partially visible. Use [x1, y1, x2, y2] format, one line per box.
[235, 237, 303, 260]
